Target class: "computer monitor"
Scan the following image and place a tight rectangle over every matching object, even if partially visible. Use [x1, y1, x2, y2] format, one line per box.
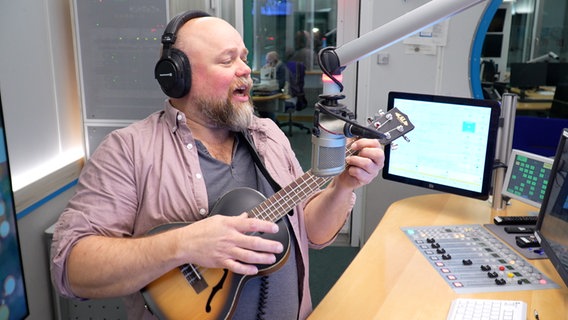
[546, 63, 568, 86]
[487, 8, 506, 33]
[0, 92, 29, 319]
[382, 91, 500, 200]
[509, 63, 548, 90]
[481, 34, 503, 58]
[502, 149, 553, 208]
[535, 129, 568, 286]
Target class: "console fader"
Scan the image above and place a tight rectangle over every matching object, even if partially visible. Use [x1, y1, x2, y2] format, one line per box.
[401, 224, 558, 293]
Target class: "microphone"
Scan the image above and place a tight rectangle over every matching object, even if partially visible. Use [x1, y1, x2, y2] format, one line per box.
[311, 96, 387, 177]
[311, 112, 347, 177]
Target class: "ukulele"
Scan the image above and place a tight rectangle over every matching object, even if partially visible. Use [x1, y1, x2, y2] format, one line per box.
[141, 107, 414, 320]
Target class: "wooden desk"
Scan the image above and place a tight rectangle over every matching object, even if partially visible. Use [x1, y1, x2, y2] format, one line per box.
[251, 93, 290, 114]
[251, 92, 284, 102]
[517, 100, 552, 111]
[309, 194, 568, 319]
[511, 87, 555, 111]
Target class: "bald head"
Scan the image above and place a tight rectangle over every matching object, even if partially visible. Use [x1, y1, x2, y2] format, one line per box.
[265, 51, 280, 66]
[174, 16, 246, 61]
[164, 14, 253, 130]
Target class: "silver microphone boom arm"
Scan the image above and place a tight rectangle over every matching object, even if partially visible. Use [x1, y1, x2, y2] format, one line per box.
[311, 0, 487, 177]
[319, 0, 487, 85]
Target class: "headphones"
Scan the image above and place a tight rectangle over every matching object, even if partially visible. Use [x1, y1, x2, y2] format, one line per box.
[155, 10, 211, 98]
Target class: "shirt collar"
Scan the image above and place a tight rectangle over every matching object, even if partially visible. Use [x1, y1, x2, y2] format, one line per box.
[163, 99, 187, 134]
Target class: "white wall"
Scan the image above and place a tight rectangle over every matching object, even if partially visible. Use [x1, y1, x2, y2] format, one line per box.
[0, 1, 82, 318]
[0, 0, 83, 190]
[356, 0, 491, 242]
[18, 187, 76, 319]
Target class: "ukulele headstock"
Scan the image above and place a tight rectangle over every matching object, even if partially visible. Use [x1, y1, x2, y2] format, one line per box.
[367, 107, 415, 146]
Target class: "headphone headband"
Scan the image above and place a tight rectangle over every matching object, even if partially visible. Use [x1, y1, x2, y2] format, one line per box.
[155, 10, 212, 98]
[161, 10, 211, 47]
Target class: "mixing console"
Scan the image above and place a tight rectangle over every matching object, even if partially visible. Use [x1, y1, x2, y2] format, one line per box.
[402, 224, 558, 293]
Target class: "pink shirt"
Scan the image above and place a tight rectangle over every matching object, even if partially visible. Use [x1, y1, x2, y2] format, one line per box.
[50, 101, 354, 319]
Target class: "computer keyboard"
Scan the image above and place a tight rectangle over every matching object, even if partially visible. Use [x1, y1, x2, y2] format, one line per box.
[446, 298, 527, 320]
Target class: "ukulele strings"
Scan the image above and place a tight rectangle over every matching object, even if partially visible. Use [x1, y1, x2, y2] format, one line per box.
[185, 141, 368, 279]
[181, 118, 396, 280]
[252, 139, 359, 222]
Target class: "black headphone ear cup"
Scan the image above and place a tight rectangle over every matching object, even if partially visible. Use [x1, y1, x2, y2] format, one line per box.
[155, 48, 191, 98]
[156, 10, 210, 98]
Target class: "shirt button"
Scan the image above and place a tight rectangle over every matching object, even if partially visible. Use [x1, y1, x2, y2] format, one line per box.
[186, 143, 193, 150]
[172, 126, 177, 131]
[199, 208, 207, 215]
[177, 114, 183, 121]
[196, 173, 202, 179]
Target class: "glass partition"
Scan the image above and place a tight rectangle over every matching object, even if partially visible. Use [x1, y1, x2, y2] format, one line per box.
[243, 0, 339, 170]
[472, 0, 568, 104]
[243, 0, 337, 71]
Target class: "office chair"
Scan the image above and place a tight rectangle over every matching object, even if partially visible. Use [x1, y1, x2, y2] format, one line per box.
[481, 59, 498, 83]
[279, 61, 311, 136]
[480, 60, 502, 100]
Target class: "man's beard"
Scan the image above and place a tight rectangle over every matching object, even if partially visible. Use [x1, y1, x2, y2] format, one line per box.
[194, 85, 254, 131]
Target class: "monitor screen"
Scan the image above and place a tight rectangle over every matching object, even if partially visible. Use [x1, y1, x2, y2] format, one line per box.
[547, 63, 568, 86]
[482, 34, 503, 58]
[502, 149, 554, 208]
[382, 91, 500, 200]
[252, 1, 294, 15]
[487, 8, 506, 32]
[535, 129, 568, 287]
[0, 93, 29, 319]
[509, 63, 548, 90]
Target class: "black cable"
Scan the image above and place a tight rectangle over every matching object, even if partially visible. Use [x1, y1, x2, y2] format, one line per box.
[315, 99, 386, 140]
[256, 276, 269, 320]
[493, 161, 507, 170]
[317, 46, 344, 92]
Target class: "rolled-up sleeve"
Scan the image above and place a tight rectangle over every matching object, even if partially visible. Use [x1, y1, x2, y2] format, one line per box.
[50, 130, 139, 298]
[50, 209, 94, 298]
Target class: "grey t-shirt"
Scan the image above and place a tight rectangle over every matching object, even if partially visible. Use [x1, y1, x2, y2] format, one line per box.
[197, 135, 299, 319]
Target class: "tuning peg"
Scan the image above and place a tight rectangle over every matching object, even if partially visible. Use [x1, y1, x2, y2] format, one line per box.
[402, 135, 410, 142]
[391, 143, 399, 150]
[377, 109, 385, 117]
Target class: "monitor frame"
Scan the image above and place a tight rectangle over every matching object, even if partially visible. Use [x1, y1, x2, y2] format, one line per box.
[547, 62, 568, 86]
[535, 129, 568, 287]
[501, 149, 554, 208]
[382, 91, 501, 200]
[509, 62, 548, 90]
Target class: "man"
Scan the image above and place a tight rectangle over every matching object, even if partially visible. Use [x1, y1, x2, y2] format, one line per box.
[257, 50, 288, 122]
[263, 51, 287, 91]
[50, 11, 384, 319]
